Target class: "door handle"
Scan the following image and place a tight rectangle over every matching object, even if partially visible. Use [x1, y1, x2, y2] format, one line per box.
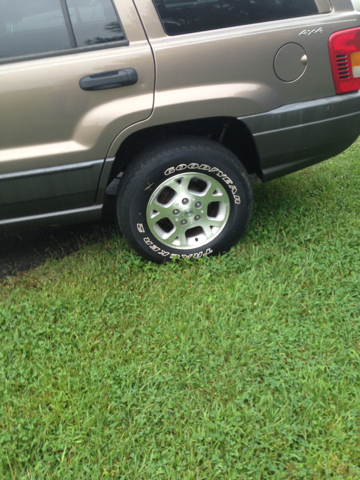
[79, 68, 138, 91]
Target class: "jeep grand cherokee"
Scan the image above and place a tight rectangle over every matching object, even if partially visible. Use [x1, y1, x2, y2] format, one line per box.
[0, 0, 359, 262]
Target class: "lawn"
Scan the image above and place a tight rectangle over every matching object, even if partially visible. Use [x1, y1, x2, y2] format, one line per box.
[1, 141, 360, 479]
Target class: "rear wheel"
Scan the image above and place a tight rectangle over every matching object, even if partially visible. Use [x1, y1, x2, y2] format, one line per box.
[116, 136, 254, 263]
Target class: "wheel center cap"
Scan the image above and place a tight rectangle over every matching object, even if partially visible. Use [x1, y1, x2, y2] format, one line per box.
[184, 209, 194, 217]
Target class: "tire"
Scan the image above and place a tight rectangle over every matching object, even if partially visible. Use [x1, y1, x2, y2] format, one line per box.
[116, 136, 254, 263]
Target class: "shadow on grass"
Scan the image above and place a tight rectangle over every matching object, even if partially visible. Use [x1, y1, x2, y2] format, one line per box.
[0, 218, 118, 280]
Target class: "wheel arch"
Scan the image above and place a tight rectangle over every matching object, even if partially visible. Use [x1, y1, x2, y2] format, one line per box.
[104, 116, 262, 195]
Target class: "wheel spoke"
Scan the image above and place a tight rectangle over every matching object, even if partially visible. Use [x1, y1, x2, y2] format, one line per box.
[201, 217, 224, 238]
[202, 224, 213, 239]
[166, 228, 182, 245]
[167, 176, 191, 197]
[166, 225, 189, 246]
[178, 231, 188, 247]
[147, 203, 171, 227]
[206, 218, 224, 228]
[179, 175, 192, 193]
[201, 184, 226, 208]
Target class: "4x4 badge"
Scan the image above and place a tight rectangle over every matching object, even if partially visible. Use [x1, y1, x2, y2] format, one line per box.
[299, 27, 324, 36]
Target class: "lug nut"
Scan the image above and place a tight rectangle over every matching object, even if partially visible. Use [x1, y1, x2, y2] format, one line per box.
[173, 209, 180, 215]
[195, 202, 202, 208]
[182, 198, 189, 205]
[194, 215, 201, 221]
[181, 219, 187, 225]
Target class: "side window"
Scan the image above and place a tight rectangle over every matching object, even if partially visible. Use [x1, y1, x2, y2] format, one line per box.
[0, 0, 71, 58]
[67, 0, 125, 47]
[0, 0, 126, 61]
[152, 0, 331, 36]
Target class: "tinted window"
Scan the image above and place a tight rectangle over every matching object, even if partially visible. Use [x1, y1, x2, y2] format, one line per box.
[67, 0, 125, 47]
[0, 0, 71, 58]
[153, 0, 329, 36]
[0, 0, 126, 61]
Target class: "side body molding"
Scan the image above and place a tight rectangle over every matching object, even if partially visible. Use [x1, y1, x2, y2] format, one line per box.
[0, 160, 104, 221]
[238, 92, 360, 181]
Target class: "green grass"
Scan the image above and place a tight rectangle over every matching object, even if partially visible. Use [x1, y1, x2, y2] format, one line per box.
[1, 141, 360, 479]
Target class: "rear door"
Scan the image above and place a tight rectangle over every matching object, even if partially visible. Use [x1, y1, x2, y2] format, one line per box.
[0, 0, 154, 221]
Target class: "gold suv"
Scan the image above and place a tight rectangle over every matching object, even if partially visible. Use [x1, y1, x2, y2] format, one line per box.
[1, 0, 360, 262]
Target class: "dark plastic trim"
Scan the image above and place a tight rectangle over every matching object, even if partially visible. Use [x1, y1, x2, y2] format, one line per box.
[0, 159, 105, 221]
[79, 68, 138, 91]
[238, 91, 360, 181]
[0, 205, 103, 233]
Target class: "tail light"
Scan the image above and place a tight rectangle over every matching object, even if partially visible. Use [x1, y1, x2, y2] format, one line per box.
[329, 27, 360, 94]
